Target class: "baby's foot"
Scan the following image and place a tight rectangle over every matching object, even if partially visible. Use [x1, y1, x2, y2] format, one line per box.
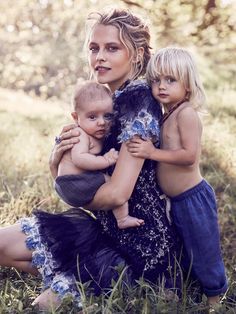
[117, 215, 144, 229]
[32, 288, 61, 311]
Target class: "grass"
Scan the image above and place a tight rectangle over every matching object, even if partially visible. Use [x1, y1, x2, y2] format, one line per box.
[0, 87, 236, 313]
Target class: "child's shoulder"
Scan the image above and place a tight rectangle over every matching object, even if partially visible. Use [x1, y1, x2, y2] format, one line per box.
[178, 102, 198, 115]
[177, 102, 201, 122]
[76, 126, 90, 141]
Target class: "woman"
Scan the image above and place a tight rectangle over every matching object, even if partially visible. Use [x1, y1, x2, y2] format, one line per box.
[0, 8, 181, 310]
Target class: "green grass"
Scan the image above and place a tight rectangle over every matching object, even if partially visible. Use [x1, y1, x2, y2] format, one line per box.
[0, 87, 236, 313]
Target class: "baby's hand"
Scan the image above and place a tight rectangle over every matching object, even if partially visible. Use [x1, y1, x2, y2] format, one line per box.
[127, 137, 156, 159]
[103, 148, 119, 166]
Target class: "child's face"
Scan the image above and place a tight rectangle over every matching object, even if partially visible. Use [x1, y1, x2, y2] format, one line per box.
[88, 24, 133, 93]
[151, 75, 187, 108]
[73, 96, 113, 140]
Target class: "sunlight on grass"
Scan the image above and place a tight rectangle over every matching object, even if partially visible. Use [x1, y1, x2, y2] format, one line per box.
[0, 87, 235, 312]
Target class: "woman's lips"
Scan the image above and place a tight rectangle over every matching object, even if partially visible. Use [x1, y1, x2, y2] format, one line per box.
[95, 66, 111, 74]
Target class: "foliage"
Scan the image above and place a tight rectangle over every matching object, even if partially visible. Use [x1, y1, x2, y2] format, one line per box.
[0, 0, 235, 101]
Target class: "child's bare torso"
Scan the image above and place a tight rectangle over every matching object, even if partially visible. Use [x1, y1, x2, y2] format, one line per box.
[58, 127, 103, 176]
[157, 104, 203, 197]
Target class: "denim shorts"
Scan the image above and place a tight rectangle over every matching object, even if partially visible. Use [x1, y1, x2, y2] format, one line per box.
[171, 180, 227, 297]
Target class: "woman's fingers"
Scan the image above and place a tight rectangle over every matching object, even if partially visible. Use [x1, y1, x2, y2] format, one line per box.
[60, 123, 77, 135]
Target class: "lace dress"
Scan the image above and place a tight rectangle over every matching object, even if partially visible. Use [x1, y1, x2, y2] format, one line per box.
[20, 80, 181, 302]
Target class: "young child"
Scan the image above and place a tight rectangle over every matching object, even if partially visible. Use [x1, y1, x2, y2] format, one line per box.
[55, 80, 144, 229]
[127, 47, 227, 305]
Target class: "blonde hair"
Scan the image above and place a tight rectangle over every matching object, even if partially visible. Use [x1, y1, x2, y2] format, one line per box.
[85, 8, 151, 80]
[73, 81, 112, 112]
[146, 47, 206, 111]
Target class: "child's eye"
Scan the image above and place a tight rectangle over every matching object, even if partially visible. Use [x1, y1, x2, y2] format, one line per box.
[152, 78, 160, 84]
[88, 115, 96, 120]
[166, 77, 176, 84]
[104, 113, 113, 121]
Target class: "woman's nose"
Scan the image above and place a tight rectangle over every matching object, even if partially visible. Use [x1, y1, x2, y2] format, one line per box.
[96, 49, 106, 61]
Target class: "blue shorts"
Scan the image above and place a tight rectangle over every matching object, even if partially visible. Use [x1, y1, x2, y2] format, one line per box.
[55, 171, 105, 207]
[171, 180, 227, 297]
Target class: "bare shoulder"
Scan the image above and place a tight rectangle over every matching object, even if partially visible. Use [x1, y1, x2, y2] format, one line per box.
[74, 126, 90, 145]
[177, 102, 200, 120]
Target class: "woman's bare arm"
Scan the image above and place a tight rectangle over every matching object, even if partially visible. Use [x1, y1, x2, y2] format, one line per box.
[87, 143, 144, 211]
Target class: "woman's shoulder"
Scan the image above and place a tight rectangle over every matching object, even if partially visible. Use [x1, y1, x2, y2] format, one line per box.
[114, 79, 150, 100]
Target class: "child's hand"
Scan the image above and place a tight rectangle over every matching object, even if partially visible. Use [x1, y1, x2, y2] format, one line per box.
[103, 148, 119, 166]
[127, 137, 156, 159]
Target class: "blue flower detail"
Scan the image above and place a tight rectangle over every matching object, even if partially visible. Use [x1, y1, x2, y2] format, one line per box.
[118, 109, 160, 143]
[32, 251, 45, 266]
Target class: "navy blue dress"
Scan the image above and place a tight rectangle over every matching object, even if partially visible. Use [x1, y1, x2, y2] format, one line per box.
[20, 80, 181, 302]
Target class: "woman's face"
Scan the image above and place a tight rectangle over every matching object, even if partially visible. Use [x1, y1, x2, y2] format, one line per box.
[88, 24, 133, 92]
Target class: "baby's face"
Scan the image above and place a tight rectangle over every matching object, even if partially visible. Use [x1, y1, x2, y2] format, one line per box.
[77, 96, 113, 139]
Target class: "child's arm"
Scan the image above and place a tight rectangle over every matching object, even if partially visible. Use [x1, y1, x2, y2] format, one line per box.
[71, 133, 118, 171]
[127, 107, 201, 166]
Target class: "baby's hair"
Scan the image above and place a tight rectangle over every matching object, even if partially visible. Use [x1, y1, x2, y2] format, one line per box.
[86, 8, 151, 80]
[73, 80, 112, 112]
[146, 47, 206, 111]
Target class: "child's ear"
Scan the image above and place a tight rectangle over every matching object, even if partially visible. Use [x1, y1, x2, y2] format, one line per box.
[71, 111, 79, 124]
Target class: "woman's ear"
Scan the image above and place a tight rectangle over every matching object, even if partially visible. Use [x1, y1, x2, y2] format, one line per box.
[71, 111, 79, 124]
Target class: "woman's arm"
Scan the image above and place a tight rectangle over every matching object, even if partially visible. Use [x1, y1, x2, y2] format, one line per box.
[49, 124, 80, 179]
[87, 143, 144, 211]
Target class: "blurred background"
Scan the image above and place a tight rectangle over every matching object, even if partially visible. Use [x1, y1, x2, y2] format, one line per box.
[0, 0, 235, 101]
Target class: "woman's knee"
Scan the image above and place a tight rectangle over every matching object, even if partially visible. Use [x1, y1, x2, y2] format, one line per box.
[0, 224, 31, 262]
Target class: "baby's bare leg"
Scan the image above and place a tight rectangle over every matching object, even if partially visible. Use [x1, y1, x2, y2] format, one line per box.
[0, 224, 38, 275]
[113, 202, 144, 229]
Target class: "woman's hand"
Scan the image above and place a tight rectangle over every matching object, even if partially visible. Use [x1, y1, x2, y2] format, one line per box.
[126, 137, 156, 159]
[49, 124, 80, 178]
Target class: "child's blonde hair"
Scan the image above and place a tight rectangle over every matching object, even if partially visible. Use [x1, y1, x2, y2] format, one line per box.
[146, 47, 206, 111]
[85, 8, 151, 80]
[73, 81, 112, 112]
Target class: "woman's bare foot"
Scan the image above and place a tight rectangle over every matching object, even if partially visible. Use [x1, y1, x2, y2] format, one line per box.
[117, 215, 144, 229]
[32, 288, 61, 311]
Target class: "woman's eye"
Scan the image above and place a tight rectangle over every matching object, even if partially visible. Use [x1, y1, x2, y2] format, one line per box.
[89, 46, 98, 52]
[108, 46, 118, 52]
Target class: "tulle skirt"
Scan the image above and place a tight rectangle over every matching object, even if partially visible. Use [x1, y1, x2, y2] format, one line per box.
[20, 208, 133, 301]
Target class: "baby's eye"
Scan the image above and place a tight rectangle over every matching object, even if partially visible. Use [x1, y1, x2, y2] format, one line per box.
[88, 115, 96, 120]
[104, 113, 114, 121]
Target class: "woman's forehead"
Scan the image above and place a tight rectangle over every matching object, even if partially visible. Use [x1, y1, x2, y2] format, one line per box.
[89, 24, 121, 43]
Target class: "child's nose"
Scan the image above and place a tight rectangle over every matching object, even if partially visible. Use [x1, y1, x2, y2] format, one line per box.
[97, 117, 105, 125]
[159, 79, 166, 89]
